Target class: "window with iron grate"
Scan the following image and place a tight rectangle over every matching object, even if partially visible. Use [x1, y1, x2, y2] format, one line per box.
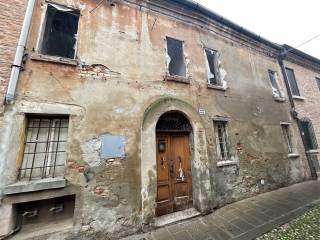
[214, 121, 230, 161]
[19, 116, 69, 181]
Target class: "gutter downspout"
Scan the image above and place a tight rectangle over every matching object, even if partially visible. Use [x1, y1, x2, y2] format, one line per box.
[5, 0, 36, 104]
[278, 50, 317, 180]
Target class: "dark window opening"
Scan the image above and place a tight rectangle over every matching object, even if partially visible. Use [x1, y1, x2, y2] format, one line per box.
[285, 68, 300, 96]
[214, 121, 230, 161]
[156, 111, 192, 133]
[166, 37, 186, 77]
[268, 70, 280, 96]
[301, 119, 318, 150]
[281, 124, 293, 153]
[40, 4, 80, 59]
[205, 48, 220, 85]
[316, 77, 320, 91]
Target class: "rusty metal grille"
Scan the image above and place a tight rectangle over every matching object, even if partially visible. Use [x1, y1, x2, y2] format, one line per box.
[18, 117, 69, 181]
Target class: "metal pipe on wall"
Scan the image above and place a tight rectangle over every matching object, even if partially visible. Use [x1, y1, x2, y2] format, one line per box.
[5, 0, 36, 104]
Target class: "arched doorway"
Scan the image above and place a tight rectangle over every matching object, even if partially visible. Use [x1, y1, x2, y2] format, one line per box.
[141, 97, 212, 224]
[155, 111, 193, 216]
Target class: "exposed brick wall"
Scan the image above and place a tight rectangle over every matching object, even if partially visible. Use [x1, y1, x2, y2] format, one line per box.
[0, 0, 27, 110]
[284, 60, 320, 148]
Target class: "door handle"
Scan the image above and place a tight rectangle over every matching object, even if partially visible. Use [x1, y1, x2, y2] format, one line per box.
[161, 157, 166, 168]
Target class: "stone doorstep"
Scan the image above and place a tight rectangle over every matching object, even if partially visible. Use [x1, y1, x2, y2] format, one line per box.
[155, 208, 200, 227]
[3, 178, 66, 195]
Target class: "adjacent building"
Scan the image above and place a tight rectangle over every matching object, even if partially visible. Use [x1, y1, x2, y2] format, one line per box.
[0, 0, 27, 129]
[280, 45, 320, 178]
[0, 0, 318, 239]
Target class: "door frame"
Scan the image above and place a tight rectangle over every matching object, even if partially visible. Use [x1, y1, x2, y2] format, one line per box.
[155, 131, 193, 216]
[141, 97, 213, 224]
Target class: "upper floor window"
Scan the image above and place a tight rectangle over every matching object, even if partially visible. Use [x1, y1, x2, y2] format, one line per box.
[316, 77, 320, 91]
[18, 116, 69, 181]
[166, 37, 186, 77]
[285, 68, 300, 96]
[39, 4, 80, 59]
[268, 70, 283, 98]
[204, 48, 220, 86]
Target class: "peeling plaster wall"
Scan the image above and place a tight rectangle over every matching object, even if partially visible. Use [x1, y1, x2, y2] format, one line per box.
[0, 0, 311, 239]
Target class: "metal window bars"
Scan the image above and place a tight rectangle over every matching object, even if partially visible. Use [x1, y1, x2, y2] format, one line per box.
[216, 122, 230, 161]
[18, 117, 69, 181]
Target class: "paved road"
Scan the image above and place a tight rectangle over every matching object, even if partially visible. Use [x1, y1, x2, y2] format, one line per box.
[122, 180, 320, 240]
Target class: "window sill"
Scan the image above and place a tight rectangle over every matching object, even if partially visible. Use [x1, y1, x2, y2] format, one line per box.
[307, 149, 320, 154]
[30, 53, 78, 66]
[274, 96, 286, 102]
[3, 177, 66, 195]
[292, 95, 306, 101]
[217, 160, 239, 167]
[207, 84, 227, 91]
[288, 153, 300, 158]
[164, 75, 190, 84]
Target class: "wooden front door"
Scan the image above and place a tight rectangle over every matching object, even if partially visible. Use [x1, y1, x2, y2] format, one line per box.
[156, 133, 193, 216]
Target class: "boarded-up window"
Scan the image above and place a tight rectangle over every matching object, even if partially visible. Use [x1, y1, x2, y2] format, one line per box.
[40, 4, 80, 59]
[285, 68, 300, 96]
[19, 116, 69, 181]
[205, 48, 220, 85]
[166, 37, 186, 77]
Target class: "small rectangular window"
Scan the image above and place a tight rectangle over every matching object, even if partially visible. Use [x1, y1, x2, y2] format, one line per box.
[316, 77, 320, 91]
[205, 48, 220, 85]
[285, 68, 300, 96]
[19, 116, 69, 181]
[281, 124, 293, 154]
[268, 70, 281, 97]
[166, 37, 186, 77]
[214, 121, 230, 161]
[40, 4, 80, 59]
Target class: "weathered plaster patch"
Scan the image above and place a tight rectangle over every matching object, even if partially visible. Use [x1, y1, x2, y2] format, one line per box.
[79, 64, 121, 80]
[81, 138, 102, 167]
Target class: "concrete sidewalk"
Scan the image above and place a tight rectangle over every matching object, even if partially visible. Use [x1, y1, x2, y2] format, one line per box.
[123, 181, 320, 240]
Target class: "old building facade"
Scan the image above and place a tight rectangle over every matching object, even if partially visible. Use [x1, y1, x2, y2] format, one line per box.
[0, 0, 318, 239]
[0, 0, 27, 129]
[280, 46, 320, 178]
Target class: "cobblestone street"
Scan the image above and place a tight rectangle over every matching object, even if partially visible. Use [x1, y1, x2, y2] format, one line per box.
[122, 181, 320, 240]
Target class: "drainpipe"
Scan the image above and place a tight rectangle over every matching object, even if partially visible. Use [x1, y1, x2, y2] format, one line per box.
[5, 0, 36, 104]
[278, 50, 317, 180]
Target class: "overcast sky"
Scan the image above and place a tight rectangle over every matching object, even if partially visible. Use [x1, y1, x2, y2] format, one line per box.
[193, 0, 320, 59]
